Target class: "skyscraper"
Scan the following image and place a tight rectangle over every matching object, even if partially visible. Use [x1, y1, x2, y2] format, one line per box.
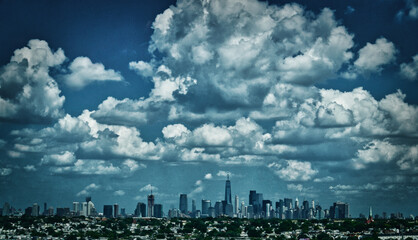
[103, 205, 113, 218]
[225, 174, 232, 204]
[43, 202, 47, 216]
[135, 202, 146, 217]
[249, 190, 257, 210]
[179, 194, 188, 214]
[192, 199, 196, 216]
[73, 202, 80, 215]
[234, 195, 239, 214]
[284, 198, 293, 209]
[114, 203, 119, 218]
[148, 191, 155, 217]
[2, 202, 10, 216]
[154, 204, 163, 218]
[32, 203, 40, 217]
[202, 199, 211, 215]
[330, 202, 349, 219]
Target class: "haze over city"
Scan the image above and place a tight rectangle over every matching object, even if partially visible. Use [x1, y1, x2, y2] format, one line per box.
[0, 0, 417, 218]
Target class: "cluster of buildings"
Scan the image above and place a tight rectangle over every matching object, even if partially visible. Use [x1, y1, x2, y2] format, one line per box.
[0, 176, 410, 220]
[166, 175, 348, 220]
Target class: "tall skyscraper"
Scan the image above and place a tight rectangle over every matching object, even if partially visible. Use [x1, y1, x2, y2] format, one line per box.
[103, 205, 113, 218]
[179, 194, 188, 214]
[202, 200, 211, 215]
[284, 198, 293, 209]
[256, 193, 263, 215]
[147, 190, 155, 217]
[330, 202, 349, 219]
[135, 202, 146, 217]
[73, 202, 80, 215]
[154, 204, 163, 218]
[234, 195, 239, 214]
[214, 201, 223, 217]
[249, 190, 257, 208]
[114, 203, 119, 218]
[2, 202, 10, 216]
[43, 202, 47, 216]
[32, 203, 40, 217]
[225, 174, 232, 204]
[192, 199, 196, 215]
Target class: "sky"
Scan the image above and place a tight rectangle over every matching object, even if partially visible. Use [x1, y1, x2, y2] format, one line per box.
[0, 0, 418, 217]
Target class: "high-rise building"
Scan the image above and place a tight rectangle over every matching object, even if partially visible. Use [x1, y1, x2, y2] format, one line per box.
[103, 205, 113, 218]
[179, 194, 188, 214]
[201, 199, 211, 215]
[192, 199, 196, 216]
[214, 201, 223, 217]
[262, 200, 272, 216]
[208, 207, 215, 218]
[225, 174, 232, 204]
[120, 208, 126, 217]
[135, 202, 146, 217]
[81, 202, 88, 216]
[73, 202, 80, 215]
[266, 203, 271, 218]
[234, 195, 239, 214]
[2, 202, 10, 216]
[330, 202, 349, 219]
[88, 201, 95, 216]
[24, 207, 32, 216]
[43, 203, 47, 216]
[284, 198, 293, 209]
[154, 204, 163, 218]
[249, 191, 257, 207]
[114, 203, 119, 218]
[32, 203, 40, 217]
[56, 208, 70, 216]
[256, 193, 263, 215]
[147, 193, 155, 217]
[47, 207, 54, 216]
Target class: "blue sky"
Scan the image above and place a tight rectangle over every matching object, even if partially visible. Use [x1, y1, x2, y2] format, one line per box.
[0, 0, 418, 217]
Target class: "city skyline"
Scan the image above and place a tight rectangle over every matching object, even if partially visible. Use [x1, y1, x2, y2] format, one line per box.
[0, 177, 412, 219]
[0, 0, 418, 218]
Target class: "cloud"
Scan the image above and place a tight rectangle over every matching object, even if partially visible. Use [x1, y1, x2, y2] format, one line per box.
[354, 37, 397, 73]
[76, 183, 100, 197]
[400, 54, 418, 81]
[204, 173, 213, 179]
[140, 184, 157, 192]
[23, 165, 37, 172]
[189, 177, 204, 197]
[352, 140, 418, 171]
[63, 57, 123, 89]
[268, 160, 318, 181]
[0, 39, 65, 122]
[41, 151, 76, 165]
[216, 170, 232, 178]
[345, 6, 355, 15]
[407, 0, 418, 18]
[329, 183, 378, 195]
[114, 190, 125, 196]
[313, 176, 335, 183]
[51, 160, 121, 175]
[8, 150, 24, 158]
[122, 159, 146, 172]
[100, 0, 356, 127]
[0, 168, 12, 176]
[129, 60, 153, 77]
[287, 183, 304, 192]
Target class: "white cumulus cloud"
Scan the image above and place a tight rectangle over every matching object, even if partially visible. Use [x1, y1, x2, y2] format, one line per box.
[63, 56, 123, 89]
